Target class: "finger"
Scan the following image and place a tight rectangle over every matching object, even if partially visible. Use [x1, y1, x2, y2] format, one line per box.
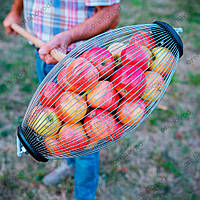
[39, 53, 46, 62]
[39, 45, 50, 56]
[38, 45, 51, 62]
[39, 38, 59, 56]
[4, 26, 13, 34]
[39, 45, 60, 63]
[13, 31, 19, 36]
[45, 56, 58, 65]
[3, 20, 12, 34]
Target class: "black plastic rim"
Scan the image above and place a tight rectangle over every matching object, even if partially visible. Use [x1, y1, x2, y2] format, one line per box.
[153, 21, 183, 58]
[17, 125, 48, 162]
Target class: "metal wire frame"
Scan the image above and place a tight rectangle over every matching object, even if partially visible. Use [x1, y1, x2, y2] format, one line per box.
[23, 32, 170, 150]
[23, 36, 175, 155]
[19, 23, 180, 158]
[22, 26, 177, 156]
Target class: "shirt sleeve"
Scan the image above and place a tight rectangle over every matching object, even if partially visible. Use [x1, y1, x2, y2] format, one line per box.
[85, 0, 120, 6]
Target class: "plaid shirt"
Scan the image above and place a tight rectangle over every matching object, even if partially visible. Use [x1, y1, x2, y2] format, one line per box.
[23, 0, 120, 51]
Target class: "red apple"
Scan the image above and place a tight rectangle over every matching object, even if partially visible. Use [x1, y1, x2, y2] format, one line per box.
[121, 44, 152, 72]
[84, 109, 124, 144]
[87, 81, 119, 111]
[81, 47, 115, 79]
[44, 123, 88, 156]
[40, 82, 64, 107]
[44, 137, 64, 157]
[58, 123, 89, 152]
[129, 30, 157, 50]
[55, 91, 88, 123]
[110, 65, 146, 100]
[117, 98, 146, 127]
[57, 57, 99, 93]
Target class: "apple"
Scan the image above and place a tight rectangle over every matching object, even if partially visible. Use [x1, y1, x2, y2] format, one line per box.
[87, 81, 119, 111]
[81, 47, 115, 79]
[57, 57, 99, 93]
[129, 30, 157, 50]
[142, 71, 165, 103]
[150, 47, 175, 77]
[110, 65, 146, 100]
[40, 82, 64, 108]
[107, 42, 126, 67]
[121, 43, 153, 71]
[58, 122, 89, 152]
[80, 91, 87, 101]
[117, 98, 146, 127]
[44, 123, 88, 156]
[142, 45, 154, 61]
[84, 109, 124, 145]
[55, 91, 87, 123]
[44, 137, 64, 157]
[28, 105, 62, 137]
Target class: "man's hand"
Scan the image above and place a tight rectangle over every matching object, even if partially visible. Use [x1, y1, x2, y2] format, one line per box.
[3, 11, 22, 34]
[39, 3, 120, 65]
[39, 31, 72, 64]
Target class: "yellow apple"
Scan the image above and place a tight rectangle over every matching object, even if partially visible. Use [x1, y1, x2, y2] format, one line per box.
[55, 91, 88, 124]
[142, 71, 165, 103]
[150, 47, 175, 77]
[28, 105, 62, 138]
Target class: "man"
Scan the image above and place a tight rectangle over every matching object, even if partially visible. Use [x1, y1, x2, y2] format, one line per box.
[3, 0, 120, 199]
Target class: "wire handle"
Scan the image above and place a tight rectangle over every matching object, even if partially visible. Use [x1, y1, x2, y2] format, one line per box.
[11, 23, 66, 61]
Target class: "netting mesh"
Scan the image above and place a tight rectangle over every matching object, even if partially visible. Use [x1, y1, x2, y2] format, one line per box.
[20, 23, 179, 159]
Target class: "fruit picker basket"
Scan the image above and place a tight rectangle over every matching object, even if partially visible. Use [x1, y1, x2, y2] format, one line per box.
[14, 21, 183, 162]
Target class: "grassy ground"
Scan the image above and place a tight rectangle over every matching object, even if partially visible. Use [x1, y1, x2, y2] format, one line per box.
[0, 0, 200, 199]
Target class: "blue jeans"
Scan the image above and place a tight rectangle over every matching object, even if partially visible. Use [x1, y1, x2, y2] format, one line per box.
[35, 51, 99, 200]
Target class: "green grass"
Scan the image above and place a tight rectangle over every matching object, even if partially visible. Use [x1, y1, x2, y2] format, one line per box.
[0, 83, 9, 94]
[149, 108, 176, 124]
[17, 171, 26, 179]
[0, 121, 3, 129]
[187, 72, 200, 86]
[20, 82, 35, 93]
[130, 0, 146, 7]
[162, 161, 182, 176]
[0, 129, 10, 137]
